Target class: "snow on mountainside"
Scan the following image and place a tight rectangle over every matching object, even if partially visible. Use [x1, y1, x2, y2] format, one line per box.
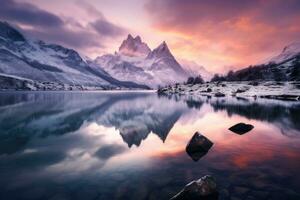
[0, 21, 149, 90]
[91, 35, 197, 88]
[213, 42, 300, 82]
[178, 59, 213, 81]
[270, 42, 300, 64]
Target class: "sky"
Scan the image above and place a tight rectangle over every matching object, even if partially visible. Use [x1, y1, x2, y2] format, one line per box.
[1, 0, 300, 73]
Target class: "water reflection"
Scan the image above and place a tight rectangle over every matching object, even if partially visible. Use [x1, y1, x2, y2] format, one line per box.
[162, 94, 300, 137]
[0, 91, 300, 200]
[0, 92, 187, 155]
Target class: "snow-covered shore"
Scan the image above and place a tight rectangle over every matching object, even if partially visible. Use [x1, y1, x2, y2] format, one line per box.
[158, 81, 300, 101]
[0, 74, 145, 91]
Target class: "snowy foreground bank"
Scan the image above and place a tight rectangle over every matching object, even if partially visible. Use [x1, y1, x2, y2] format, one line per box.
[0, 74, 147, 91]
[158, 81, 300, 101]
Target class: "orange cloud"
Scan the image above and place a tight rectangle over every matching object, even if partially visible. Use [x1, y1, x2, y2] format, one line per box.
[145, 0, 300, 73]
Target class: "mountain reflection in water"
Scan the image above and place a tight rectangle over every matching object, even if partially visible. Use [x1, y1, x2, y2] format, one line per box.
[0, 91, 300, 200]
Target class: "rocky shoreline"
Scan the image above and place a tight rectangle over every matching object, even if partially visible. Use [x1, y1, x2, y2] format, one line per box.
[158, 81, 300, 101]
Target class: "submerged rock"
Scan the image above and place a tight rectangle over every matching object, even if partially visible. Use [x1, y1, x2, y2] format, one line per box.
[170, 175, 218, 200]
[214, 92, 225, 97]
[229, 123, 254, 135]
[260, 95, 300, 101]
[186, 132, 213, 161]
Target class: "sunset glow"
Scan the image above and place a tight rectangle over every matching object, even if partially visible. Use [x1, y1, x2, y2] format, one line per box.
[1, 0, 299, 73]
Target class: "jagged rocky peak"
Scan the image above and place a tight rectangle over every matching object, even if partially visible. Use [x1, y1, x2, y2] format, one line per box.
[134, 35, 142, 43]
[0, 21, 25, 42]
[146, 41, 173, 59]
[118, 34, 151, 57]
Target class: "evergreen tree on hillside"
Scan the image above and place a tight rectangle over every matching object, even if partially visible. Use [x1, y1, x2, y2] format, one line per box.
[211, 74, 226, 82]
[186, 77, 195, 84]
[186, 75, 204, 84]
[194, 75, 204, 84]
[290, 59, 300, 81]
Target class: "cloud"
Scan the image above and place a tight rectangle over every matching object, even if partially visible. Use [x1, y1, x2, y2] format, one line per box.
[0, 0, 63, 27]
[79, 1, 126, 37]
[90, 19, 126, 37]
[26, 27, 104, 50]
[0, 0, 126, 54]
[94, 144, 127, 160]
[76, 0, 105, 19]
[145, 0, 300, 71]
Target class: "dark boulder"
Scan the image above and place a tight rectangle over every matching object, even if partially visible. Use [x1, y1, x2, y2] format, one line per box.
[170, 175, 218, 200]
[236, 88, 247, 93]
[206, 88, 212, 92]
[214, 92, 225, 97]
[229, 123, 254, 135]
[260, 95, 300, 101]
[186, 132, 213, 161]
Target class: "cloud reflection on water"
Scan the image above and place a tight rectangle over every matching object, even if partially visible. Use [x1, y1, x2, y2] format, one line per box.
[0, 92, 300, 199]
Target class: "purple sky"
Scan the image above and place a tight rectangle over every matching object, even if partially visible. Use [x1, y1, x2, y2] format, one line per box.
[1, 0, 300, 72]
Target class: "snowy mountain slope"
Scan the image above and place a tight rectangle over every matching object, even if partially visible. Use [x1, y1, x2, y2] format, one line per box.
[178, 59, 213, 81]
[0, 21, 149, 90]
[270, 42, 300, 64]
[218, 42, 300, 82]
[91, 35, 193, 88]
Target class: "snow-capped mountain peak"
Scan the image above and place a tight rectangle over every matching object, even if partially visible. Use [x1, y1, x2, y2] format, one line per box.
[0, 21, 149, 90]
[147, 41, 173, 60]
[92, 36, 190, 87]
[118, 34, 151, 57]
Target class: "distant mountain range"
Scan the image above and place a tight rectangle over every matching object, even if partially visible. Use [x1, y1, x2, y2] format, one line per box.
[0, 22, 149, 90]
[0, 21, 211, 90]
[90, 34, 196, 88]
[1, 21, 298, 90]
[214, 42, 300, 82]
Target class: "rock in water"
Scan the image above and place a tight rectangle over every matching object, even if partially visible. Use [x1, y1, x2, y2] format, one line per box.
[186, 132, 213, 161]
[170, 175, 218, 200]
[229, 123, 254, 135]
[214, 92, 225, 97]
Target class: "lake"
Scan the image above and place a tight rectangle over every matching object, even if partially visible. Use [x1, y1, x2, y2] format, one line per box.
[0, 91, 300, 200]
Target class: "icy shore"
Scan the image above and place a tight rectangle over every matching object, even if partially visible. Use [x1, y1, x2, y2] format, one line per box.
[0, 74, 135, 91]
[158, 81, 300, 101]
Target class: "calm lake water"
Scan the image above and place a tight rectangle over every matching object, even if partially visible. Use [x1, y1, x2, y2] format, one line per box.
[0, 91, 300, 200]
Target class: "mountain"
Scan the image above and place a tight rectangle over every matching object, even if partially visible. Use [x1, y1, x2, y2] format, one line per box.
[178, 59, 213, 81]
[217, 42, 300, 82]
[0, 22, 149, 90]
[118, 34, 151, 57]
[91, 34, 192, 88]
[270, 42, 300, 64]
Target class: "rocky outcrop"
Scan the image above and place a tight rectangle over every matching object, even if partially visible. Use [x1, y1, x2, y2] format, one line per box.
[229, 123, 254, 135]
[170, 175, 218, 200]
[186, 132, 213, 161]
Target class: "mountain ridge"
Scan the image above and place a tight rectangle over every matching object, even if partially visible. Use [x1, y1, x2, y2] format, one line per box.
[211, 42, 300, 82]
[0, 21, 149, 90]
[91, 35, 192, 88]
[118, 34, 151, 57]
